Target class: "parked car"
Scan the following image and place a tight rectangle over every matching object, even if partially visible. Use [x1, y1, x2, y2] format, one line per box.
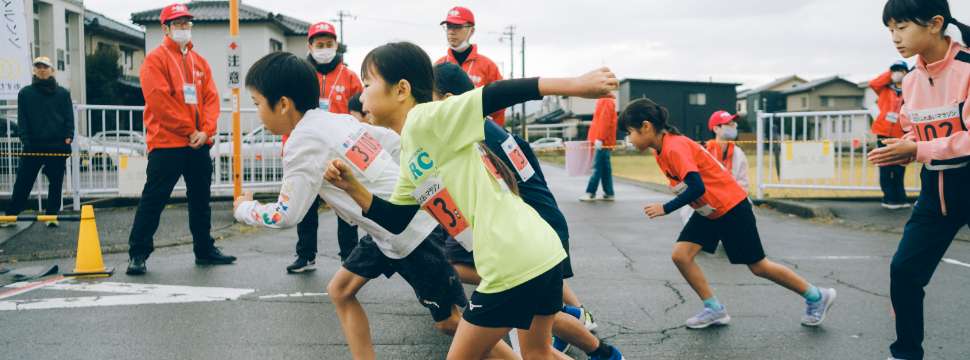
[530, 137, 564, 151]
[210, 125, 283, 182]
[90, 130, 147, 154]
[76, 135, 144, 171]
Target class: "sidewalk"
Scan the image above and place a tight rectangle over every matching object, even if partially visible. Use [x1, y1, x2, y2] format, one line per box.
[0, 201, 253, 262]
[758, 198, 970, 242]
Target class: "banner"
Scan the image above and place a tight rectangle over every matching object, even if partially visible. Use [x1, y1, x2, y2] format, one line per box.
[0, 0, 31, 100]
[780, 141, 836, 180]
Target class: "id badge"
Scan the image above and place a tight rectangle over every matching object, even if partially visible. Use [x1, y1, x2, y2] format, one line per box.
[320, 98, 331, 112]
[183, 84, 198, 105]
[886, 112, 899, 124]
[500, 135, 535, 182]
[413, 177, 473, 251]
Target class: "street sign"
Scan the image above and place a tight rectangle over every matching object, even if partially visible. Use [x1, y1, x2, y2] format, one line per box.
[227, 39, 241, 89]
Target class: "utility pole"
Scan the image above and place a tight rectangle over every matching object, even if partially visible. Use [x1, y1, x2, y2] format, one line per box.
[333, 10, 355, 43]
[501, 25, 516, 129]
[520, 36, 527, 139]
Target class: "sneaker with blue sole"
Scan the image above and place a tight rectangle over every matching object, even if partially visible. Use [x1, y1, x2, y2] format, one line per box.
[801, 288, 836, 326]
[552, 335, 571, 353]
[562, 305, 599, 331]
[685, 306, 731, 329]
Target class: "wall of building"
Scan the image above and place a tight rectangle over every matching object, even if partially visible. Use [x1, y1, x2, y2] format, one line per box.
[620, 80, 737, 140]
[26, 0, 86, 103]
[84, 33, 145, 79]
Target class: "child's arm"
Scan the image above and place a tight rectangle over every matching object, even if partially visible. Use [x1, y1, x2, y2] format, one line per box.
[234, 135, 327, 228]
[481, 68, 618, 118]
[324, 159, 420, 234]
[644, 172, 705, 219]
[869, 71, 893, 94]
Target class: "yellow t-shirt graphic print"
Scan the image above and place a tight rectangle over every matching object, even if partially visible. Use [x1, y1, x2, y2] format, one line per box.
[390, 87, 566, 294]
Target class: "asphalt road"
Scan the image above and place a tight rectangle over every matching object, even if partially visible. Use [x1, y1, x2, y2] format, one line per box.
[2, 164, 969, 359]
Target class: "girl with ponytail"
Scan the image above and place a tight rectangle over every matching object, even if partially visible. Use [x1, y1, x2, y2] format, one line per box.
[870, 1, 970, 359]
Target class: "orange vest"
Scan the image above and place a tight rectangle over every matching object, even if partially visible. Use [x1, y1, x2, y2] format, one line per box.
[436, 45, 506, 126]
[869, 71, 905, 138]
[705, 141, 734, 171]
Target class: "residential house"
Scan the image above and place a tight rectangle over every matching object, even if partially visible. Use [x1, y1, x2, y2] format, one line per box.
[84, 10, 145, 87]
[780, 76, 865, 112]
[739, 75, 807, 127]
[25, 0, 86, 103]
[619, 79, 739, 140]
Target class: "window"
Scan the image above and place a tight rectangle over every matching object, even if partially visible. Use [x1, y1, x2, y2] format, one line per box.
[122, 48, 134, 70]
[269, 39, 283, 52]
[56, 48, 64, 70]
[821, 96, 832, 107]
[688, 92, 706, 106]
[801, 96, 807, 108]
[33, 19, 39, 58]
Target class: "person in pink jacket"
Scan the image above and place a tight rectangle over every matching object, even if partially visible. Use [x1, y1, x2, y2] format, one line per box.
[868, 1, 970, 359]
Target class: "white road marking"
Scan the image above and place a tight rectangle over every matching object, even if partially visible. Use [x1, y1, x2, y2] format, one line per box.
[0, 276, 67, 300]
[942, 258, 970, 269]
[783, 256, 881, 261]
[257, 292, 328, 299]
[0, 280, 254, 311]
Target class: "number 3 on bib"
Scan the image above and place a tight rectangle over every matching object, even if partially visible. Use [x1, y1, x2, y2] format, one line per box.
[413, 177, 473, 250]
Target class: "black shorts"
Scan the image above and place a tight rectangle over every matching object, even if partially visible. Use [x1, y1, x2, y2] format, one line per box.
[343, 227, 468, 322]
[462, 264, 564, 330]
[435, 234, 574, 279]
[677, 200, 766, 265]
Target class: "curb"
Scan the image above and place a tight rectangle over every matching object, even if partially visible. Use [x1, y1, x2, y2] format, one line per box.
[751, 199, 835, 219]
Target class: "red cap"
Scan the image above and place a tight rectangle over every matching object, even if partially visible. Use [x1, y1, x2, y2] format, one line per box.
[308, 21, 338, 41]
[708, 110, 739, 131]
[441, 6, 475, 25]
[159, 3, 193, 24]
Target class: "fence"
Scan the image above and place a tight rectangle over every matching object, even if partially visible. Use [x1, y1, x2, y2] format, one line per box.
[754, 110, 921, 199]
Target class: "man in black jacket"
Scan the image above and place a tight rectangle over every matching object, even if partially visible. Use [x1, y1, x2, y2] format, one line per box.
[4, 57, 75, 227]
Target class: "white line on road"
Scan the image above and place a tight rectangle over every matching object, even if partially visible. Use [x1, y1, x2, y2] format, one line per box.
[783, 256, 882, 260]
[0, 280, 254, 311]
[942, 258, 970, 269]
[257, 292, 328, 299]
[0, 276, 67, 300]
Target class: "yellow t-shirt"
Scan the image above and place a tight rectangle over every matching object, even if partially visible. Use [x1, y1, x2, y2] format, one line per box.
[390, 87, 566, 294]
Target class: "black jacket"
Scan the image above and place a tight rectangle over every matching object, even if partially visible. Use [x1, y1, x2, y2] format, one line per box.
[16, 79, 74, 149]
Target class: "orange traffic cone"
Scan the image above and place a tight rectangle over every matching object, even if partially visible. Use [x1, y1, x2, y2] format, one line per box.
[64, 205, 113, 277]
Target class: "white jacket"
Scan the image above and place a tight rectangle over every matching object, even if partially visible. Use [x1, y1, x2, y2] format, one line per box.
[234, 109, 438, 259]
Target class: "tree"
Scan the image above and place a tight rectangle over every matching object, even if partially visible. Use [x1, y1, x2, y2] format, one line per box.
[85, 46, 122, 105]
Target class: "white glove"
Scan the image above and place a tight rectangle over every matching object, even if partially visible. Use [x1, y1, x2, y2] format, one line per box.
[594, 139, 603, 150]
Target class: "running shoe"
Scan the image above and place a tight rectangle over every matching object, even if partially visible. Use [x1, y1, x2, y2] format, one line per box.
[802, 288, 836, 326]
[685, 306, 731, 329]
[286, 257, 316, 274]
[579, 193, 596, 202]
[589, 345, 625, 360]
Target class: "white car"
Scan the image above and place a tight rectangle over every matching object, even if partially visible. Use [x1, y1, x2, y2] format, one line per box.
[210, 126, 283, 181]
[75, 135, 145, 171]
[530, 137, 564, 151]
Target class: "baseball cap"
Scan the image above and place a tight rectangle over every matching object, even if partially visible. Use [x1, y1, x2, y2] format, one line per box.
[308, 21, 338, 41]
[160, 3, 193, 24]
[890, 60, 909, 72]
[32, 56, 53, 68]
[441, 6, 475, 26]
[708, 110, 739, 131]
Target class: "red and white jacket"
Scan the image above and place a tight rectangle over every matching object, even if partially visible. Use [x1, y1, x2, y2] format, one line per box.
[899, 39, 970, 214]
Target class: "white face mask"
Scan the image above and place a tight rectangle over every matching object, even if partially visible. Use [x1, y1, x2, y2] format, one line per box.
[450, 40, 471, 52]
[170, 29, 191, 45]
[891, 71, 905, 83]
[311, 47, 338, 64]
[719, 126, 738, 140]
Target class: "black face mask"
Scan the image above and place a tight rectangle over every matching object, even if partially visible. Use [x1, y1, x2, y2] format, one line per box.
[32, 75, 57, 94]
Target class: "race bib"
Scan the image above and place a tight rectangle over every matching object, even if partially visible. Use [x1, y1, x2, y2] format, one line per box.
[413, 177, 472, 251]
[671, 182, 716, 217]
[478, 144, 510, 192]
[910, 104, 965, 142]
[183, 84, 198, 105]
[341, 128, 389, 182]
[886, 112, 899, 124]
[319, 98, 331, 112]
[500, 135, 535, 182]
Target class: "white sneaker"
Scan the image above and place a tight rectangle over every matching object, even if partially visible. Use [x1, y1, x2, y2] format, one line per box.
[601, 195, 615, 202]
[685, 306, 731, 329]
[801, 288, 836, 326]
[579, 193, 596, 202]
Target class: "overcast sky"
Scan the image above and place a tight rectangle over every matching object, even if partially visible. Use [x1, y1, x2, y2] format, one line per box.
[86, 0, 969, 90]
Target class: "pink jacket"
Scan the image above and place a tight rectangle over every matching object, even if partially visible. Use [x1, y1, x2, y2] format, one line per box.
[899, 39, 970, 214]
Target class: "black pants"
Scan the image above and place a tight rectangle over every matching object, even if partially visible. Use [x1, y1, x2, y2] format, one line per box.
[6, 145, 69, 216]
[878, 136, 908, 204]
[295, 197, 359, 261]
[128, 146, 214, 260]
[890, 166, 970, 360]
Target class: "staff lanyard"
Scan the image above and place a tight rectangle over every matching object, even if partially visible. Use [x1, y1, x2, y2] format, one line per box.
[164, 47, 201, 128]
[321, 66, 345, 103]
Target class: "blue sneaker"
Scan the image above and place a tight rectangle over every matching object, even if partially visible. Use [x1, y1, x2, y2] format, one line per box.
[685, 306, 731, 329]
[801, 288, 836, 326]
[552, 335, 571, 353]
[589, 345, 625, 360]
